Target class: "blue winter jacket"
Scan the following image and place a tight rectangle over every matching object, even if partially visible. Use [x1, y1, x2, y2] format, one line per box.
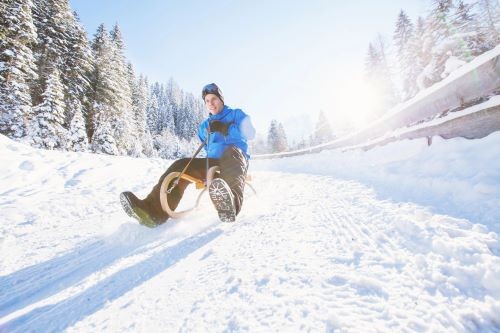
[198, 105, 256, 159]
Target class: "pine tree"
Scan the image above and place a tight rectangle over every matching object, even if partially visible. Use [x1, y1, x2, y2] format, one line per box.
[67, 100, 89, 152]
[364, 43, 379, 79]
[154, 128, 180, 159]
[126, 62, 141, 156]
[394, 10, 414, 62]
[456, 1, 485, 57]
[277, 123, 288, 152]
[312, 111, 334, 145]
[365, 35, 398, 112]
[178, 136, 199, 158]
[30, 66, 67, 149]
[167, 78, 183, 137]
[178, 92, 202, 140]
[110, 24, 134, 155]
[476, 0, 500, 50]
[424, 0, 458, 82]
[267, 120, 287, 153]
[0, 0, 38, 138]
[412, 16, 434, 92]
[147, 82, 162, 134]
[267, 120, 278, 153]
[32, 0, 93, 126]
[89, 24, 121, 154]
[64, 11, 93, 124]
[393, 10, 415, 100]
[31, 0, 70, 104]
[129, 67, 154, 157]
[91, 118, 118, 155]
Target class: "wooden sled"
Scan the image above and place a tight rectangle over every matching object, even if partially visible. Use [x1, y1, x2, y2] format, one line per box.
[159, 166, 256, 219]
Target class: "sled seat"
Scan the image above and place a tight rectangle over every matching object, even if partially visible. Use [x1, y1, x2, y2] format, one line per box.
[159, 166, 255, 219]
[173, 172, 252, 190]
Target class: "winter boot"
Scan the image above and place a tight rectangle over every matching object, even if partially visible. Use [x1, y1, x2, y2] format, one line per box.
[120, 191, 162, 228]
[208, 178, 236, 223]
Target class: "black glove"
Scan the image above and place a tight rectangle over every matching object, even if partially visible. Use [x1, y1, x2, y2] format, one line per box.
[209, 120, 231, 136]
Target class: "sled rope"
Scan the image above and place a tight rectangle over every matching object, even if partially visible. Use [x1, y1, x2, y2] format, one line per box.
[161, 123, 256, 219]
[167, 132, 209, 194]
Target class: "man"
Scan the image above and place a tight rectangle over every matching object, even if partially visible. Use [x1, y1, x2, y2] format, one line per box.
[120, 83, 256, 227]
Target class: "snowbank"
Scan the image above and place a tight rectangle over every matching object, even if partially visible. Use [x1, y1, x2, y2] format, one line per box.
[252, 132, 500, 231]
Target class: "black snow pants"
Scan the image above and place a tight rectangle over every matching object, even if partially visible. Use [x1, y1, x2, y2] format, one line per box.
[143, 145, 249, 224]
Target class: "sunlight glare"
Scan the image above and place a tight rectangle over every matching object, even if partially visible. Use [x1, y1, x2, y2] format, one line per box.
[331, 78, 382, 131]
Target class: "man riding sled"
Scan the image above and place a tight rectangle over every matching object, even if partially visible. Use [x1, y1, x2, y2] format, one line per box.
[120, 83, 256, 227]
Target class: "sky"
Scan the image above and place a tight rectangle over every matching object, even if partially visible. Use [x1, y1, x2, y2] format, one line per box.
[70, 0, 429, 141]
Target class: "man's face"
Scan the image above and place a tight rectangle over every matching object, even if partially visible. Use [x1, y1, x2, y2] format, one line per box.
[204, 94, 224, 115]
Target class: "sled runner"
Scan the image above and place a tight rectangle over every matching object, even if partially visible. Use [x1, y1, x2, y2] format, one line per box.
[159, 166, 256, 219]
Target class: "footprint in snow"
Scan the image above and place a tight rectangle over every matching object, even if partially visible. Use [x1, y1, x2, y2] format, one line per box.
[19, 160, 34, 171]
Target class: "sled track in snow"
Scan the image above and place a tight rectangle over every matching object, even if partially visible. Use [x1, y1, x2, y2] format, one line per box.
[0, 221, 224, 332]
[1, 172, 500, 331]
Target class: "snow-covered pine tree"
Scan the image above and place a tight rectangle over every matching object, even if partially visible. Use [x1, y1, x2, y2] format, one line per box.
[163, 95, 176, 135]
[160, 82, 175, 135]
[126, 62, 142, 156]
[147, 82, 162, 135]
[110, 24, 134, 155]
[267, 120, 288, 153]
[32, 0, 93, 128]
[193, 95, 205, 134]
[63, 11, 93, 124]
[129, 65, 154, 157]
[30, 0, 92, 145]
[453, 1, 474, 54]
[364, 43, 379, 84]
[89, 24, 120, 154]
[66, 99, 89, 152]
[364, 35, 398, 113]
[156, 83, 170, 133]
[31, 0, 70, 104]
[317, 111, 334, 144]
[166, 78, 184, 137]
[476, 0, 500, 50]
[277, 123, 288, 152]
[312, 111, 334, 145]
[154, 128, 180, 159]
[178, 92, 203, 141]
[424, 0, 459, 81]
[91, 117, 118, 155]
[267, 120, 278, 153]
[411, 16, 435, 92]
[178, 93, 192, 140]
[178, 135, 200, 158]
[30, 66, 67, 149]
[0, 0, 38, 138]
[140, 76, 156, 157]
[393, 10, 415, 101]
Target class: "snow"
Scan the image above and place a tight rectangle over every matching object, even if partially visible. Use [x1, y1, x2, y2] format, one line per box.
[2, 49, 15, 57]
[1, 131, 500, 332]
[441, 53, 467, 78]
[254, 131, 500, 231]
[395, 95, 500, 133]
[408, 44, 500, 113]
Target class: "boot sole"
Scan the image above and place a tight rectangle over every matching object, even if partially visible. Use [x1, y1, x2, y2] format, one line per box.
[209, 179, 236, 223]
[120, 193, 158, 228]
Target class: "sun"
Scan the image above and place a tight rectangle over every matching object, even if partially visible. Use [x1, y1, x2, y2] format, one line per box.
[333, 78, 383, 130]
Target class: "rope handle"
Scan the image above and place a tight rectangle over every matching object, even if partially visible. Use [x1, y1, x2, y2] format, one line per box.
[167, 128, 209, 194]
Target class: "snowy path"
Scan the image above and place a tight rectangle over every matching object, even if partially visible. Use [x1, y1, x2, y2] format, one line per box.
[1, 137, 500, 332]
